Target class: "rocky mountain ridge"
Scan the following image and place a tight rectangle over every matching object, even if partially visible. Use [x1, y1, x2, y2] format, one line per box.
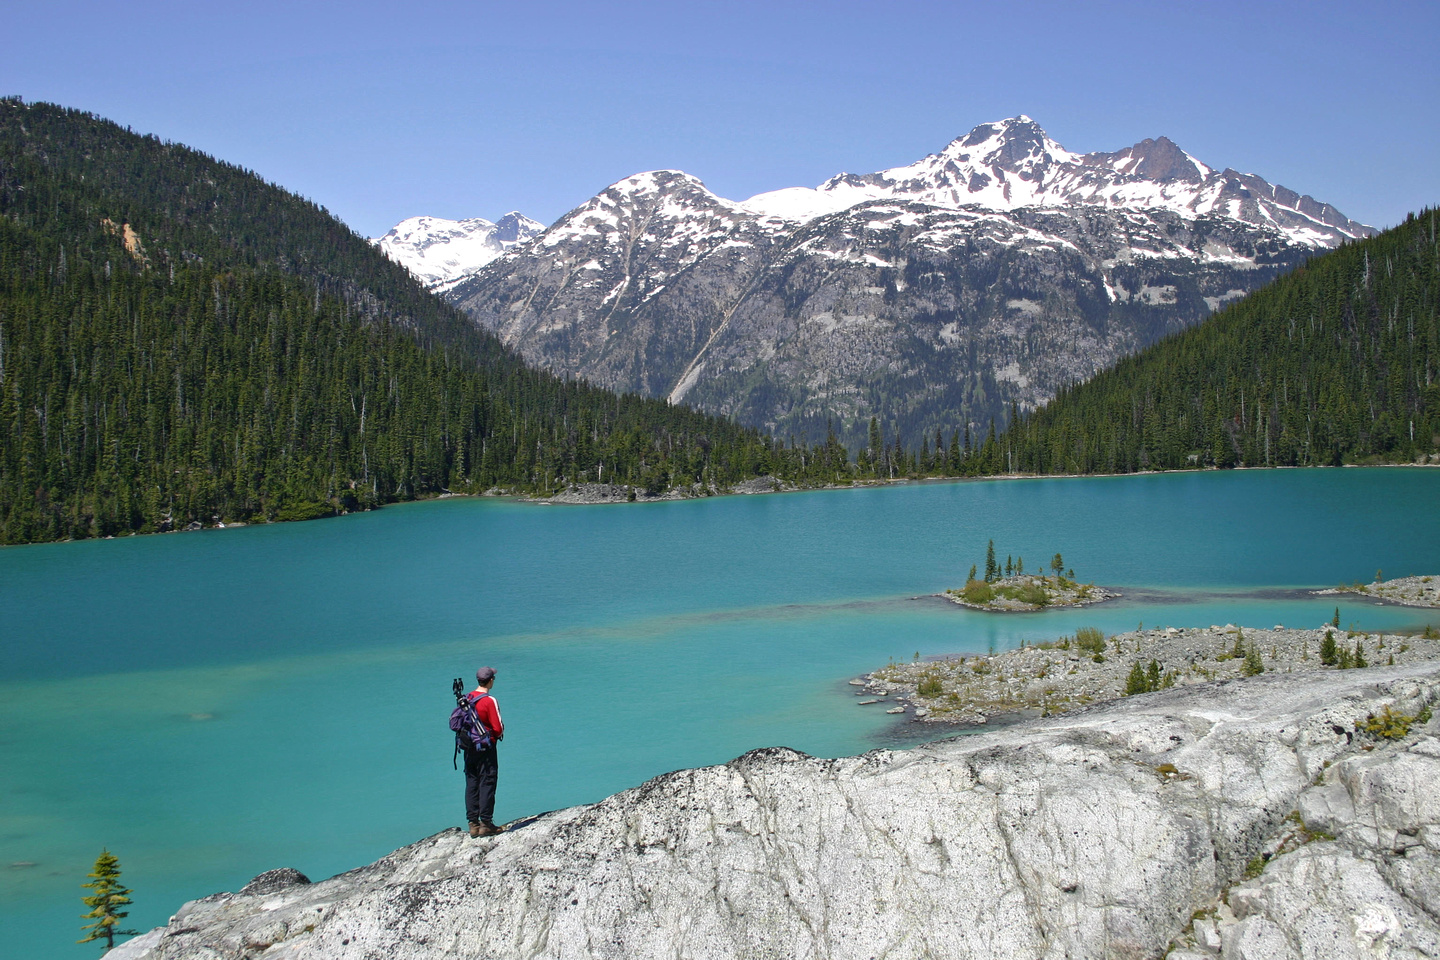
[445, 118, 1374, 447]
[740, 116, 1369, 246]
[114, 663, 1440, 960]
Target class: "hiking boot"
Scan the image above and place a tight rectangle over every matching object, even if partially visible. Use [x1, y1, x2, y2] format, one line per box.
[475, 822, 503, 837]
[468, 822, 482, 838]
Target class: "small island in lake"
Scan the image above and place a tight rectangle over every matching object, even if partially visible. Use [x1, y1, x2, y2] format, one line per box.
[1315, 573, 1440, 609]
[943, 542, 1118, 611]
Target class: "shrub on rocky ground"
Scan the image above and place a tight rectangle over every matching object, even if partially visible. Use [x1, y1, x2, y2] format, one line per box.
[1075, 627, 1107, 655]
[962, 580, 994, 604]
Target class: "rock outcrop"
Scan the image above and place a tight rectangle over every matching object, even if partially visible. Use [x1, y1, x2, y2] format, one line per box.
[114, 665, 1440, 960]
[1318, 575, 1440, 610]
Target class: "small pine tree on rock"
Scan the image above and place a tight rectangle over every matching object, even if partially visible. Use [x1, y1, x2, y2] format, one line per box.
[1146, 659, 1162, 690]
[1320, 629, 1339, 666]
[79, 849, 137, 954]
[1125, 661, 1149, 695]
[1242, 643, 1265, 677]
[1353, 640, 1368, 668]
[1332, 607, 1341, 628]
[985, 540, 998, 582]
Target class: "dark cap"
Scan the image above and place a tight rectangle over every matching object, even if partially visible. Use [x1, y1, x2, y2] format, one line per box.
[475, 666, 497, 684]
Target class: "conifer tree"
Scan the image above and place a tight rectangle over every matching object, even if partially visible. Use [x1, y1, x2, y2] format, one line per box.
[1242, 643, 1265, 677]
[1320, 630, 1339, 666]
[79, 850, 137, 954]
[1125, 661, 1148, 695]
[1146, 659, 1162, 690]
[1051, 553, 1064, 577]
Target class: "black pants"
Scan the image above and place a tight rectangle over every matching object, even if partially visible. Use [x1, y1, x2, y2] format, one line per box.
[463, 745, 498, 825]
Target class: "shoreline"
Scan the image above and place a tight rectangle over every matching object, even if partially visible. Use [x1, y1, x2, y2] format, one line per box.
[9, 461, 1439, 548]
[854, 616, 1440, 726]
[1315, 574, 1440, 610]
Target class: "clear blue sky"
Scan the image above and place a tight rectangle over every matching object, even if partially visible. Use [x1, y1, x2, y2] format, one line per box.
[4, 0, 1436, 237]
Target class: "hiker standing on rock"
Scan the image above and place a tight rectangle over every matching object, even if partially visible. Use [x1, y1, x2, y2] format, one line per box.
[461, 667, 504, 837]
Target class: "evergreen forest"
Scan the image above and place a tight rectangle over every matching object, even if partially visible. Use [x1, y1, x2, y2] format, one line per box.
[2, 97, 1434, 545]
[1003, 210, 1440, 474]
[0, 99, 788, 543]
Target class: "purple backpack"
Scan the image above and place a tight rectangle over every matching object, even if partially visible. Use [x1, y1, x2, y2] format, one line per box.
[449, 691, 494, 754]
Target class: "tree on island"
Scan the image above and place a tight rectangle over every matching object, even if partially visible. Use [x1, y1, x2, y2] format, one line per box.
[985, 540, 998, 582]
[1051, 553, 1064, 577]
[79, 850, 137, 954]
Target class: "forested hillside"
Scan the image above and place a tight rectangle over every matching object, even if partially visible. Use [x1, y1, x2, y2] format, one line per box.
[999, 211, 1440, 474]
[0, 99, 776, 544]
[4, 99, 1431, 546]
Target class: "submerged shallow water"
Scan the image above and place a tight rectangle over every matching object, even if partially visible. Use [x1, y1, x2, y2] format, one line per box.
[3, 467, 1439, 958]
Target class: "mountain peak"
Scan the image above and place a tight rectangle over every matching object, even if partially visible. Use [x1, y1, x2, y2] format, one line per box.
[1086, 135, 1209, 183]
[373, 211, 543, 289]
[494, 211, 544, 243]
[953, 116, 1052, 150]
[939, 117, 1076, 183]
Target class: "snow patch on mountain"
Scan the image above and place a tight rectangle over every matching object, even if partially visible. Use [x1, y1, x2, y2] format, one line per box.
[373, 212, 543, 292]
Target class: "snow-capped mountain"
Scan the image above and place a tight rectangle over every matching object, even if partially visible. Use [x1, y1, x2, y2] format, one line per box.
[739, 117, 1367, 247]
[373, 212, 543, 293]
[448, 118, 1374, 447]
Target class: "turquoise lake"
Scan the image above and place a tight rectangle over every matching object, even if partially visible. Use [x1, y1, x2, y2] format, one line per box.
[4, 467, 1440, 958]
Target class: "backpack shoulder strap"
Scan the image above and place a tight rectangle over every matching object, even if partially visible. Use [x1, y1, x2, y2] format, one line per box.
[466, 692, 492, 735]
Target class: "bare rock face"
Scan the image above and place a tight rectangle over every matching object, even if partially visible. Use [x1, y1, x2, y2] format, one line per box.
[447, 118, 1373, 448]
[113, 666, 1440, 960]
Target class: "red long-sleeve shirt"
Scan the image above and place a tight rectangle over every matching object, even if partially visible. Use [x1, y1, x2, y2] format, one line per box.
[468, 689, 504, 741]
